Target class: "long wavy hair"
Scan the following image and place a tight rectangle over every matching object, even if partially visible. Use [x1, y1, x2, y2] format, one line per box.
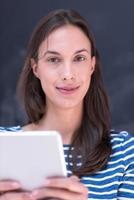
[18, 9, 111, 176]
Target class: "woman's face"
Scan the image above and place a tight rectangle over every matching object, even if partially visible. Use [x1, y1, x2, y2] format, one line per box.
[32, 25, 96, 110]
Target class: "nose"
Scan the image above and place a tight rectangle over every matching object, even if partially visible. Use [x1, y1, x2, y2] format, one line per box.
[60, 62, 75, 81]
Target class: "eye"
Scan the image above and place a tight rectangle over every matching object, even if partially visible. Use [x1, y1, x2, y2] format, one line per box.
[74, 55, 86, 62]
[47, 57, 61, 63]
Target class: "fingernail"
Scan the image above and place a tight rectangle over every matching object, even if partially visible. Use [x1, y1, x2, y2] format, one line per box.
[25, 193, 36, 200]
[31, 190, 39, 197]
[28, 195, 36, 200]
[72, 175, 80, 181]
[11, 182, 20, 187]
[43, 179, 50, 185]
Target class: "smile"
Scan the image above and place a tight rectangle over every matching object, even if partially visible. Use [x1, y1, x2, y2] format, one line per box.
[56, 86, 80, 95]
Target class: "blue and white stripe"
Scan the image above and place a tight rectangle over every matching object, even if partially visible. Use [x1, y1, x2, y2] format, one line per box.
[63, 131, 134, 199]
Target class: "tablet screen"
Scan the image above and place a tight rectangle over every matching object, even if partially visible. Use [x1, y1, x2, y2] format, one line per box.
[0, 131, 67, 190]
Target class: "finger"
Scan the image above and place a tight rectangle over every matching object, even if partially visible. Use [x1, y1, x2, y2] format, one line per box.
[68, 175, 80, 181]
[0, 192, 35, 200]
[31, 187, 88, 200]
[0, 181, 21, 192]
[43, 176, 88, 193]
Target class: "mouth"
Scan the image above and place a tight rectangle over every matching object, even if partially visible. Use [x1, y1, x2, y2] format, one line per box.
[56, 86, 80, 95]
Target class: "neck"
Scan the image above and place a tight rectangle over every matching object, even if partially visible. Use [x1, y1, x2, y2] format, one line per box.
[34, 104, 83, 144]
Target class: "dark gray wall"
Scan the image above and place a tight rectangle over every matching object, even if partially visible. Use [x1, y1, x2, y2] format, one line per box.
[0, 0, 134, 132]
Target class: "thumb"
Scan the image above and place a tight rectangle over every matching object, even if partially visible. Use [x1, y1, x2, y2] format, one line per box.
[0, 181, 21, 192]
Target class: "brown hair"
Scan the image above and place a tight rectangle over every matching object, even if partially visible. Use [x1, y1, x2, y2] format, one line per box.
[18, 9, 111, 176]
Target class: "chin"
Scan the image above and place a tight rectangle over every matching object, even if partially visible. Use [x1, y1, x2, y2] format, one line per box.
[56, 100, 83, 110]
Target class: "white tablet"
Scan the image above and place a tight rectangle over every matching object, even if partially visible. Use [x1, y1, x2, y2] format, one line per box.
[0, 131, 67, 190]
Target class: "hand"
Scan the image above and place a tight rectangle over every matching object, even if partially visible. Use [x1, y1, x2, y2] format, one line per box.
[0, 180, 35, 200]
[31, 175, 88, 200]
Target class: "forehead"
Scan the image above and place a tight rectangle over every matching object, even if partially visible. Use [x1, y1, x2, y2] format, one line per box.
[38, 25, 92, 54]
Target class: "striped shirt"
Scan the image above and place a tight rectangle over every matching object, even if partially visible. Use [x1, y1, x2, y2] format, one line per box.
[0, 126, 134, 200]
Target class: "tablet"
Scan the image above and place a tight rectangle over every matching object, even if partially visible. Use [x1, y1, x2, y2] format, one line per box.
[0, 131, 67, 190]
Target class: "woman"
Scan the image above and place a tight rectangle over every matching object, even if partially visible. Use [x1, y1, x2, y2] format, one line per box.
[0, 9, 134, 200]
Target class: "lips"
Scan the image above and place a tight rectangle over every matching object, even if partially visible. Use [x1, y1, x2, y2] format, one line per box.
[56, 86, 80, 95]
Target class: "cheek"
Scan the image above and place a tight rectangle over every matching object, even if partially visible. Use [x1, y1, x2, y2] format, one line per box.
[82, 68, 92, 83]
[81, 69, 93, 94]
[37, 67, 54, 83]
[79, 61, 93, 76]
[38, 71, 56, 94]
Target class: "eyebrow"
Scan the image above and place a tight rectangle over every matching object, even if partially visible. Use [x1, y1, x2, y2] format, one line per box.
[74, 49, 89, 54]
[43, 48, 89, 56]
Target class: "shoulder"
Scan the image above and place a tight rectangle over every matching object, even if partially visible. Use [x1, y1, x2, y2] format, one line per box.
[110, 130, 134, 146]
[110, 130, 134, 165]
[0, 126, 22, 132]
[110, 130, 134, 151]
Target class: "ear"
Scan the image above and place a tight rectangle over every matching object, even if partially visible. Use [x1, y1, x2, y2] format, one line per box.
[31, 58, 39, 78]
[90, 56, 96, 74]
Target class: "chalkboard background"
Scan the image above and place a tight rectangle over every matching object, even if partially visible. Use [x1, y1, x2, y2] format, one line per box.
[0, 0, 134, 133]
